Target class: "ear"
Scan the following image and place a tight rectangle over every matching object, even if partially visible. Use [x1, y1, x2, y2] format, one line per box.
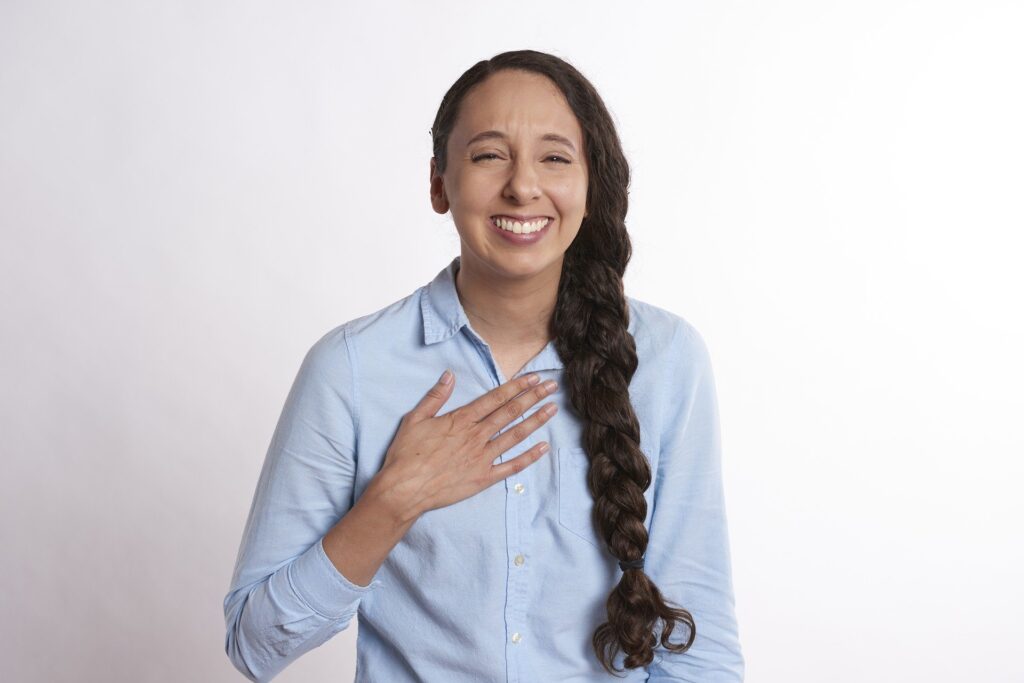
[429, 157, 449, 214]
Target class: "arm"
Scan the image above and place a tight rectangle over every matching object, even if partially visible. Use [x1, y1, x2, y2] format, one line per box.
[645, 323, 745, 682]
[222, 326, 401, 682]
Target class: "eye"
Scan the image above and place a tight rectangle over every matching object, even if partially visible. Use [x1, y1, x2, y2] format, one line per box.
[471, 153, 502, 162]
[545, 155, 571, 164]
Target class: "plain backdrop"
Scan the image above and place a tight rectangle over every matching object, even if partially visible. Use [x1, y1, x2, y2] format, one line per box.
[2, 1, 1022, 681]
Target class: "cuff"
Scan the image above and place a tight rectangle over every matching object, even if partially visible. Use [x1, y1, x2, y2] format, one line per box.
[288, 537, 384, 619]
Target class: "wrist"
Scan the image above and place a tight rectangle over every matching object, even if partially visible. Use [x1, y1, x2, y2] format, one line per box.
[364, 467, 422, 529]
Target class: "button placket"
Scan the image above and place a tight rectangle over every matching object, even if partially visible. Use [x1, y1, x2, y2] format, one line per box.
[506, 419, 534, 668]
[473, 350, 547, 678]
[502, 414, 533, 673]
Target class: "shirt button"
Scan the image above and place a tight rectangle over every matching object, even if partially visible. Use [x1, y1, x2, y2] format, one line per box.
[511, 632, 522, 644]
[514, 483, 525, 494]
[514, 554, 525, 566]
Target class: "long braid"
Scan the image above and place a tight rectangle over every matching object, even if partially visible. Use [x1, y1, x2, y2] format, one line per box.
[553, 233, 695, 674]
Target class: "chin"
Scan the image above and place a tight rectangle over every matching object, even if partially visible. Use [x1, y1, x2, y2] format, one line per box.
[494, 252, 562, 279]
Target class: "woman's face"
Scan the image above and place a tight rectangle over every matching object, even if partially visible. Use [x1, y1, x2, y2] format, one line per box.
[430, 69, 588, 281]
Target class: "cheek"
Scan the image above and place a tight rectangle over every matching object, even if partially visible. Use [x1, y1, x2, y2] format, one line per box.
[548, 179, 588, 214]
[451, 172, 500, 209]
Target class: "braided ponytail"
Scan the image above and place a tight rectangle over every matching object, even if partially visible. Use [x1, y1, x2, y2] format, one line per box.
[553, 226, 696, 675]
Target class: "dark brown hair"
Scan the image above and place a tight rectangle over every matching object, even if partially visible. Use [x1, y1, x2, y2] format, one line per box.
[430, 50, 696, 675]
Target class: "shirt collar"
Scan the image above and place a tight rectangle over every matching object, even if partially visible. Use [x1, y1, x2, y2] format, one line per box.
[420, 255, 565, 372]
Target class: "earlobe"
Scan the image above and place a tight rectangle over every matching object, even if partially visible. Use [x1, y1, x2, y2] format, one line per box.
[431, 188, 449, 214]
[429, 171, 449, 214]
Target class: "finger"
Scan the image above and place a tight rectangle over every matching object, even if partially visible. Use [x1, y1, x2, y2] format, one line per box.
[487, 441, 551, 484]
[458, 373, 542, 425]
[484, 400, 559, 457]
[478, 380, 558, 437]
[407, 369, 455, 422]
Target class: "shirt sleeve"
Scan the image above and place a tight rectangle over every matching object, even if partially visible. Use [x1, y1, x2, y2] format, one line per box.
[645, 322, 745, 682]
[223, 325, 384, 683]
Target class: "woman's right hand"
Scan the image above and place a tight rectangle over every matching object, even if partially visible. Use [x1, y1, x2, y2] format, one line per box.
[374, 370, 559, 519]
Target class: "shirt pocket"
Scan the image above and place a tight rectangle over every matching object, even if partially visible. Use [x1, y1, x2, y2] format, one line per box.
[556, 447, 601, 548]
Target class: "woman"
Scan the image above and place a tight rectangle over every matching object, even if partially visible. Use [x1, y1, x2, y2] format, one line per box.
[224, 49, 744, 682]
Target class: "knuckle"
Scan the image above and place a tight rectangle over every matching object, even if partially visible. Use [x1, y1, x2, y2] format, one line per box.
[493, 390, 509, 410]
[442, 412, 461, 434]
[475, 429, 491, 444]
[503, 402, 521, 420]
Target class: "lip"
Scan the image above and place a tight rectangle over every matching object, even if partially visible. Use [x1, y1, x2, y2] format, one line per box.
[488, 216, 553, 245]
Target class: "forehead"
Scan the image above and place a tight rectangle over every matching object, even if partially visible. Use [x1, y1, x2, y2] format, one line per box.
[453, 70, 583, 145]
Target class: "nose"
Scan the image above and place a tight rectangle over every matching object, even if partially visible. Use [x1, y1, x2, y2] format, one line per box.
[502, 156, 541, 203]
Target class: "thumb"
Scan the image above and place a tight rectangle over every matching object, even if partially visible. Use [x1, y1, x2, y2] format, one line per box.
[408, 369, 455, 422]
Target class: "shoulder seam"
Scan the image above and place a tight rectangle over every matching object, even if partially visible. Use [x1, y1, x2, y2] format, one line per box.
[342, 325, 361, 462]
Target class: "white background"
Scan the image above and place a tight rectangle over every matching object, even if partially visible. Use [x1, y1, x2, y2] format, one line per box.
[2, 1, 1022, 681]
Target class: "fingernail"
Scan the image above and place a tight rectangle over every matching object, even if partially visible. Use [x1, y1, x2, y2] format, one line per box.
[439, 369, 452, 385]
[538, 442, 550, 454]
[527, 373, 541, 385]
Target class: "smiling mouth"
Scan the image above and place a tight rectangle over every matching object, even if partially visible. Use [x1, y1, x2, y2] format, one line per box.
[490, 216, 552, 234]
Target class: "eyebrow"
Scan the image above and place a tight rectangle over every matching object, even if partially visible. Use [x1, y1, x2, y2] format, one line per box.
[465, 130, 577, 154]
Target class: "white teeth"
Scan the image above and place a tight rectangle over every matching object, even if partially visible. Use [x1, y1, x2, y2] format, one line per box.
[495, 217, 550, 234]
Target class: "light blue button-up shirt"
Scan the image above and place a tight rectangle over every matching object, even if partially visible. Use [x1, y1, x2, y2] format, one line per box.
[224, 255, 744, 682]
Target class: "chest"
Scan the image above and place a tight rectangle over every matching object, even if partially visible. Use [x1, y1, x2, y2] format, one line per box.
[490, 344, 549, 382]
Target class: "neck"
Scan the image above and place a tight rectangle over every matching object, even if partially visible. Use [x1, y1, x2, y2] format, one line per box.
[454, 255, 561, 349]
